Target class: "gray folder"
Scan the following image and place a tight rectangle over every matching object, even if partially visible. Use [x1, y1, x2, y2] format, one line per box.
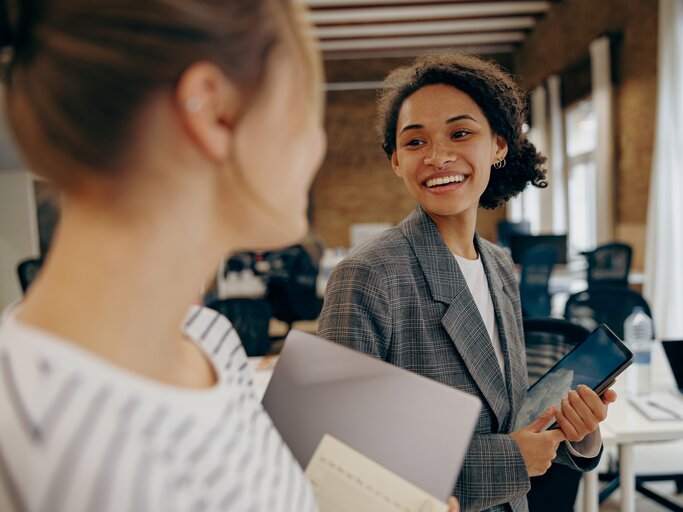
[262, 330, 481, 501]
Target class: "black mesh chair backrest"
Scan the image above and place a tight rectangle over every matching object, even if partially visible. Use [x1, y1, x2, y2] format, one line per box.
[523, 317, 590, 384]
[16, 258, 43, 293]
[497, 220, 531, 249]
[266, 245, 322, 324]
[206, 298, 273, 357]
[519, 245, 557, 318]
[563, 285, 652, 339]
[584, 242, 632, 287]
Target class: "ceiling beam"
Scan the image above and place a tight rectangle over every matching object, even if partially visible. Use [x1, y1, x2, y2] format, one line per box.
[314, 16, 535, 39]
[318, 31, 525, 51]
[322, 44, 518, 60]
[308, 2, 551, 24]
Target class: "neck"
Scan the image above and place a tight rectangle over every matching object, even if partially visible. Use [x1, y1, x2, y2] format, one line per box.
[17, 182, 230, 387]
[426, 206, 479, 259]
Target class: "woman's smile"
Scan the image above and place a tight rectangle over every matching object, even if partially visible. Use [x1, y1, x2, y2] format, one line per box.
[423, 172, 470, 191]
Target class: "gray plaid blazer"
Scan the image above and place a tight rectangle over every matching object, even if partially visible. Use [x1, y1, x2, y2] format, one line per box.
[318, 206, 601, 512]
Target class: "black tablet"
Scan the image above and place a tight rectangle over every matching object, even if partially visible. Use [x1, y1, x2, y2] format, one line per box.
[514, 324, 634, 431]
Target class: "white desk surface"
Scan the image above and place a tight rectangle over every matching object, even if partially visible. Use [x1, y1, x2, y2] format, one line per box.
[603, 340, 683, 442]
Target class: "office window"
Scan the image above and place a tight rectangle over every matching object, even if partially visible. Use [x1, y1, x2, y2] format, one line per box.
[565, 99, 597, 255]
[507, 122, 542, 234]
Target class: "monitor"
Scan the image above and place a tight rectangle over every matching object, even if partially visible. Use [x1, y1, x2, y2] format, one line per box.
[661, 340, 683, 393]
[509, 234, 568, 264]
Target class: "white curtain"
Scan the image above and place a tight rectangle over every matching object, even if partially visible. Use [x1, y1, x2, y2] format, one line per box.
[589, 36, 616, 244]
[644, 0, 683, 338]
[547, 75, 567, 235]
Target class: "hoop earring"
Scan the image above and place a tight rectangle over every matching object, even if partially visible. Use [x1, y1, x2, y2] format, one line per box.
[493, 158, 506, 170]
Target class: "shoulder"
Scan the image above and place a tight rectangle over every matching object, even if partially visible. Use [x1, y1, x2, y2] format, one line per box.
[183, 305, 234, 343]
[335, 226, 415, 279]
[182, 305, 246, 370]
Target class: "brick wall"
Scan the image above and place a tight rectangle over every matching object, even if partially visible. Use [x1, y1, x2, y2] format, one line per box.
[311, 56, 513, 248]
[515, 0, 658, 270]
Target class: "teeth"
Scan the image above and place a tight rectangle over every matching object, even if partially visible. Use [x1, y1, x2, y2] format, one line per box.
[426, 175, 466, 188]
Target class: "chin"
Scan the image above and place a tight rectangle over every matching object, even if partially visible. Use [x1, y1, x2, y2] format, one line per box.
[421, 201, 472, 218]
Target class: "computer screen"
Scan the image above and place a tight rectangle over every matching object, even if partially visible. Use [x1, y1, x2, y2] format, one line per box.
[662, 340, 683, 392]
[509, 234, 568, 264]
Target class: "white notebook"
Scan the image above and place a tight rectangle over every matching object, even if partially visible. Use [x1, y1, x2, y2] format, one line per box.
[306, 434, 448, 512]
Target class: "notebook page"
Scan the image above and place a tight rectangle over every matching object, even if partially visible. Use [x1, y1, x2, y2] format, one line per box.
[305, 434, 449, 512]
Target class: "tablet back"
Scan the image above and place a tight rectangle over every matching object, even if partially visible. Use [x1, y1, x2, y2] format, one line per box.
[262, 330, 481, 501]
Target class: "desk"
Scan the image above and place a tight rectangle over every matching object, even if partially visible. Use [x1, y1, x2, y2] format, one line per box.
[582, 342, 683, 512]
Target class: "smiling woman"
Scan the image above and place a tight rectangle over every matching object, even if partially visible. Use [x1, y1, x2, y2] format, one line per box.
[318, 53, 616, 512]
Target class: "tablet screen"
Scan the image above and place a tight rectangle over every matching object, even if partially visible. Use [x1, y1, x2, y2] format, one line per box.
[514, 325, 632, 431]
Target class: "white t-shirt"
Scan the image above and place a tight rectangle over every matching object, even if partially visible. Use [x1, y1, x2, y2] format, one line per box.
[0, 306, 318, 512]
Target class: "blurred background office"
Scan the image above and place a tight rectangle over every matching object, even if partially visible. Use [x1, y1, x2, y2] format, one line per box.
[2, 1, 682, 509]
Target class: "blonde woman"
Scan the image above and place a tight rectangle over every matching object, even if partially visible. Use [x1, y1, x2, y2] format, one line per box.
[0, 0, 325, 510]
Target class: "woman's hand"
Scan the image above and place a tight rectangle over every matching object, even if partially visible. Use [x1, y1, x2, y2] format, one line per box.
[448, 496, 460, 512]
[510, 406, 566, 477]
[554, 385, 617, 442]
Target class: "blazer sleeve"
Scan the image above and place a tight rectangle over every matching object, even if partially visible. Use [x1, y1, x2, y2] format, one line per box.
[317, 258, 392, 359]
[456, 433, 529, 511]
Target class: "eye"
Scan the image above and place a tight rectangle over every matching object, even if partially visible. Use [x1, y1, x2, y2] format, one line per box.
[404, 138, 424, 147]
[451, 130, 471, 139]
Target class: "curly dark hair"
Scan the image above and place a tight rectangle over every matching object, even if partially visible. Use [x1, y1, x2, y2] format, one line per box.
[377, 53, 547, 209]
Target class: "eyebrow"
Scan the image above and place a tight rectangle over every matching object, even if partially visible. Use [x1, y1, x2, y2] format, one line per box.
[398, 114, 479, 136]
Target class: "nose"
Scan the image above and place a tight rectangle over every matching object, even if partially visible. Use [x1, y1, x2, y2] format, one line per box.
[424, 139, 457, 170]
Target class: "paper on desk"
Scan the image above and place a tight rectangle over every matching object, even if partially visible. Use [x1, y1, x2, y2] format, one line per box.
[305, 434, 449, 512]
[628, 391, 683, 421]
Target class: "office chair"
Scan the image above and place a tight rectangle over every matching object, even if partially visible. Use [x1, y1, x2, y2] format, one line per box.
[265, 245, 322, 332]
[583, 242, 633, 288]
[16, 258, 43, 293]
[519, 245, 557, 318]
[523, 317, 589, 512]
[206, 298, 273, 357]
[563, 285, 652, 339]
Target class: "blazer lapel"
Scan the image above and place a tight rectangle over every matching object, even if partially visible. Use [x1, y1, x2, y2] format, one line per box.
[399, 207, 510, 429]
[477, 237, 527, 431]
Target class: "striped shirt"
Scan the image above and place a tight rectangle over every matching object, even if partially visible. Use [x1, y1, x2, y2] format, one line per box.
[0, 306, 318, 512]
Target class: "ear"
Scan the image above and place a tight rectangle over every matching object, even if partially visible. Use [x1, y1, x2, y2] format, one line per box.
[493, 134, 509, 163]
[175, 62, 241, 162]
[391, 151, 402, 178]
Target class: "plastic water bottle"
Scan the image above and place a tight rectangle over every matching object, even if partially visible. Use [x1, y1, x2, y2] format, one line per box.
[624, 307, 654, 395]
